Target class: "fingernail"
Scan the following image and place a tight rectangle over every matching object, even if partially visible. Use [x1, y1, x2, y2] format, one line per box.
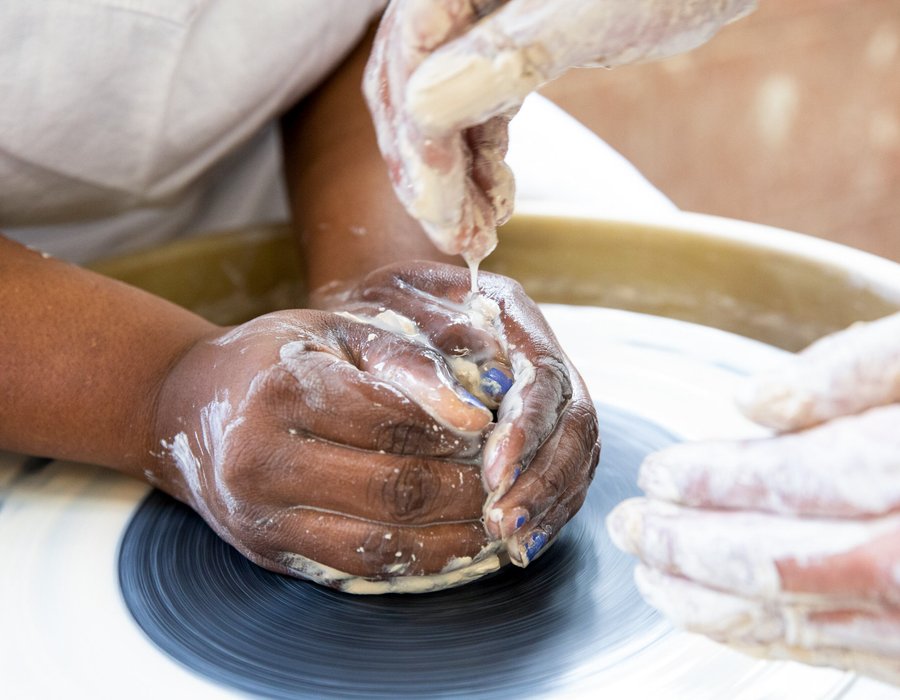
[606, 499, 645, 554]
[499, 464, 522, 491]
[480, 364, 514, 401]
[638, 450, 683, 502]
[499, 507, 529, 539]
[521, 530, 548, 565]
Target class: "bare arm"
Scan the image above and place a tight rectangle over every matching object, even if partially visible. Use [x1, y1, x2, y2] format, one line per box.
[0, 236, 213, 475]
[281, 25, 459, 295]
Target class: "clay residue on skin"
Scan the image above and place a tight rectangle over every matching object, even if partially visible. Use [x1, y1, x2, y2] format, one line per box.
[161, 389, 246, 520]
[736, 312, 900, 431]
[337, 295, 512, 415]
[609, 498, 900, 600]
[635, 565, 900, 685]
[639, 405, 900, 518]
[279, 540, 505, 595]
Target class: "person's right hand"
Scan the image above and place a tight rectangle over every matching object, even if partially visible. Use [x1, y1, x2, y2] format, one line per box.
[149, 309, 500, 592]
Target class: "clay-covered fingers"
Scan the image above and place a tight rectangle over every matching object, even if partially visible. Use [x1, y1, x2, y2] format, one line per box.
[241, 508, 493, 583]
[608, 498, 900, 602]
[273, 320, 491, 451]
[485, 378, 599, 566]
[490, 437, 600, 567]
[465, 111, 516, 227]
[337, 270, 505, 362]
[405, 0, 757, 134]
[737, 312, 900, 431]
[364, 1, 514, 258]
[634, 566, 900, 685]
[639, 404, 900, 518]
[317, 263, 515, 408]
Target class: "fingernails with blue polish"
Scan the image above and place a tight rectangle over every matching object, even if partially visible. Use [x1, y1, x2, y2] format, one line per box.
[515, 514, 527, 529]
[522, 531, 548, 565]
[480, 365, 514, 401]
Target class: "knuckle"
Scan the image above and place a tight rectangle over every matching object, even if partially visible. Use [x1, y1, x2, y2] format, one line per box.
[379, 460, 442, 523]
[372, 419, 432, 455]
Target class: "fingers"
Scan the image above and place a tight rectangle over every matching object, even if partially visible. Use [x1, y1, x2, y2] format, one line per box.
[483, 374, 596, 569]
[229, 430, 485, 526]
[363, 1, 514, 260]
[737, 312, 900, 431]
[340, 266, 505, 361]
[639, 405, 900, 517]
[607, 498, 900, 600]
[257, 508, 491, 579]
[353, 327, 494, 431]
[406, 0, 757, 133]
[483, 356, 574, 491]
[778, 529, 900, 605]
[269, 337, 486, 457]
[334, 264, 515, 407]
[465, 111, 516, 227]
[634, 566, 900, 685]
[485, 396, 598, 540]
[397, 0, 488, 63]
[508, 475, 592, 568]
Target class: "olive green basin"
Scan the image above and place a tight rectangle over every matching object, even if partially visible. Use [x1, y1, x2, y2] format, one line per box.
[90, 205, 900, 352]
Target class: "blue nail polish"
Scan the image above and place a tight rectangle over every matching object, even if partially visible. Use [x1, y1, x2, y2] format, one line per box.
[514, 515, 527, 529]
[512, 466, 522, 482]
[480, 367, 514, 400]
[524, 531, 548, 562]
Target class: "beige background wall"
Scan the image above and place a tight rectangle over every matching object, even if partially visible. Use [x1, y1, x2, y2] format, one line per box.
[542, 0, 900, 261]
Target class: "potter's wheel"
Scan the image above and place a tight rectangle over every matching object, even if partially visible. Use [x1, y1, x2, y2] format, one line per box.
[0, 307, 871, 698]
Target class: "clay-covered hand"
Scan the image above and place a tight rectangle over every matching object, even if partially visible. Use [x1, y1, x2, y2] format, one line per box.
[150, 309, 501, 592]
[364, 0, 755, 261]
[313, 261, 600, 567]
[607, 312, 900, 684]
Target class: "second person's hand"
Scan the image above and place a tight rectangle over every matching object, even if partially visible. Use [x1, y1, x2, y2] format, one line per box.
[608, 312, 900, 684]
[364, 0, 756, 261]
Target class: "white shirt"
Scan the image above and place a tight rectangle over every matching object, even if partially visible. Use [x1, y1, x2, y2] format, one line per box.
[0, 0, 674, 264]
[0, 0, 385, 261]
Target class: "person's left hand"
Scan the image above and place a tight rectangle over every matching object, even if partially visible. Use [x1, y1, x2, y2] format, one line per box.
[363, 0, 755, 262]
[607, 312, 900, 685]
[313, 261, 600, 566]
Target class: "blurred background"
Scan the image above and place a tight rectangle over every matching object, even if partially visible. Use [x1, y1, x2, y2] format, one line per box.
[542, 0, 900, 261]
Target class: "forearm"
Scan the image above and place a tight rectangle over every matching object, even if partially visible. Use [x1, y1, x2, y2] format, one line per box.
[281, 25, 458, 296]
[0, 236, 216, 475]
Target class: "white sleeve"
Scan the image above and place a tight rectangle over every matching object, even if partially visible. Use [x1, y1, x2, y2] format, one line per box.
[0, 0, 385, 227]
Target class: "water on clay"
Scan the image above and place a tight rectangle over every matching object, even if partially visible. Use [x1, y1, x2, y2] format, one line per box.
[118, 403, 675, 699]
